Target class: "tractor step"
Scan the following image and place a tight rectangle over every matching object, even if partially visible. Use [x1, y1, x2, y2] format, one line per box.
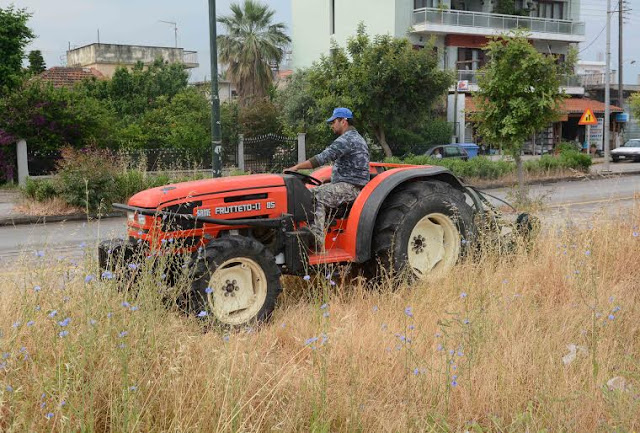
[308, 248, 354, 265]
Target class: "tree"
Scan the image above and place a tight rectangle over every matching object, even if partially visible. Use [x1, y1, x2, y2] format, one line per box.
[0, 82, 118, 153]
[27, 50, 46, 75]
[80, 59, 189, 119]
[304, 24, 453, 157]
[217, 0, 290, 104]
[0, 6, 34, 95]
[474, 31, 569, 200]
[629, 93, 640, 122]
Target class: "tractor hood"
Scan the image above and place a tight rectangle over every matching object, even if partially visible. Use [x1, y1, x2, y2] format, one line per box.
[127, 173, 286, 209]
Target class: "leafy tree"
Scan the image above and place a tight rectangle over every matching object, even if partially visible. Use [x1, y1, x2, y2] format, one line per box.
[239, 99, 283, 137]
[304, 25, 452, 157]
[629, 93, 640, 123]
[217, 0, 290, 104]
[0, 6, 34, 95]
[0, 82, 118, 152]
[474, 31, 569, 200]
[27, 50, 46, 75]
[116, 88, 211, 153]
[80, 59, 189, 118]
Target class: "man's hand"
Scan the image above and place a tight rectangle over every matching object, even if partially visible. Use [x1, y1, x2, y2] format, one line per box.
[284, 160, 313, 173]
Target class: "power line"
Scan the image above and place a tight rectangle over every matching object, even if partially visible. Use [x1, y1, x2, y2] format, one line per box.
[579, 2, 620, 54]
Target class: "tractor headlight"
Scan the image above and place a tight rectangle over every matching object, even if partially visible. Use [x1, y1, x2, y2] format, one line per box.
[137, 213, 147, 226]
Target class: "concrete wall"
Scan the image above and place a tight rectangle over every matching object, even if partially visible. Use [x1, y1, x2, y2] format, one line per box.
[292, 0, 407, 69]
[67, 44, 185, 73]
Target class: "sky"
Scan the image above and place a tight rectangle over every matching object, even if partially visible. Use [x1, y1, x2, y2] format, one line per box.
[3, 0, 639, 85]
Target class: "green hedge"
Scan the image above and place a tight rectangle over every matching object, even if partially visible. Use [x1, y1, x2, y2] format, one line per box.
[386, 148, 592, 180]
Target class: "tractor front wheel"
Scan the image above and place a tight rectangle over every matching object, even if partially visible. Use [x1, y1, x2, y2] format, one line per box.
[371, 180, 474, 279]
[190, 236, 281, 327]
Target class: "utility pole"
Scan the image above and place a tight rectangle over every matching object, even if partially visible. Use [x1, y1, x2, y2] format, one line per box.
[604, 0, 612, 172]
[208, 0, 222, 177]
[618, 0, 623, 109]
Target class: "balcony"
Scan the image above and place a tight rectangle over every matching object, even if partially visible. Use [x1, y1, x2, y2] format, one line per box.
[412, 8, 585, 43]
[452, 70, 584, 94]
[183, 51, 199, 68]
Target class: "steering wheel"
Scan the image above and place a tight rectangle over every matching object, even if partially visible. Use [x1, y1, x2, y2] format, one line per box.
[283, 170, 323, 186]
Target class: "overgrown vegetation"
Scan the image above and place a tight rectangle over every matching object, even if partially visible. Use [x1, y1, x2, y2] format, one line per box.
[387, 148, 592, 181]
[1, 208, 639, 431]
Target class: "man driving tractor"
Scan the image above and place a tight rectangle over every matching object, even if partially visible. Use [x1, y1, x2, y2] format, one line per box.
[285, 107, 370, 251]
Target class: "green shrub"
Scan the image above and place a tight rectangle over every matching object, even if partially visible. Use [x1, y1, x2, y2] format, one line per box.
[54, 147, 119, 213]
[23, 177, 58, 201]
[556, 141, 582, 153]
[559, 149, 592, 172]
[525, 149, 592, 173]
[386, 155, 515, 180]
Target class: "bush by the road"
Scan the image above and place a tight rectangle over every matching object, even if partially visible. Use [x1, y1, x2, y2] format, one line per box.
[388, 148, 592, 180]
[386, 154, 515, 180]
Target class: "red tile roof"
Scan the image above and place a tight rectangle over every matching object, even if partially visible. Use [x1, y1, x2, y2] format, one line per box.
[277, 69, 293, 79]
[465, 96, 623, 114]
[34, 67, 106, 88]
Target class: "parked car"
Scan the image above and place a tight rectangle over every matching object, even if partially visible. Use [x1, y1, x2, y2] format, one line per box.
[611, 139, 640, 162]
[425, 144, 469, 161]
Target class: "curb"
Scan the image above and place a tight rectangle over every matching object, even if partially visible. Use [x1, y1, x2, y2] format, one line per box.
[0, 211, 125, 227]
[1, 168, 639, 226]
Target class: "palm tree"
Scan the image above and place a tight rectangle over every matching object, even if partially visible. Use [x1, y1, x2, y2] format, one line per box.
[217, 0, 290, 104]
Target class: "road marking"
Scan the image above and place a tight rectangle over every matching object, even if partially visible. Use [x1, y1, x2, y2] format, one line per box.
[548, 195, 638, 209]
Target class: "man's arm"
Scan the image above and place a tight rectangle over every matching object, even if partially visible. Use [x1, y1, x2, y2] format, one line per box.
[285, 135, 350, 172]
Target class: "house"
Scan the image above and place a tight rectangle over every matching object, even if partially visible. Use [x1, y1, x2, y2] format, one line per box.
[292, 0, 623, 152]
[66, 43, 199, 78]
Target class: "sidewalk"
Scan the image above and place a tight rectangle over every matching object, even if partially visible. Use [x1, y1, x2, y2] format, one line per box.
[2, 159, 639, 226]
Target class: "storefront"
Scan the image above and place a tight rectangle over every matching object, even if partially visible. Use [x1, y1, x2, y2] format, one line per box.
[461, 96, 623, 154]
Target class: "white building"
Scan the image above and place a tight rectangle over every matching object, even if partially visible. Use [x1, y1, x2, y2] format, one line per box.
[292, 1, 604, 149]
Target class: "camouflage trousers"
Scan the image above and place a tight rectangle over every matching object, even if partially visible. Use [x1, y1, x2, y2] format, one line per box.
[311, 182, 362, 248]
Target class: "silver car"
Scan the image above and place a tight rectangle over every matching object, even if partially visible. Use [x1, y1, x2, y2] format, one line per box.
[611, 139, 640, 162]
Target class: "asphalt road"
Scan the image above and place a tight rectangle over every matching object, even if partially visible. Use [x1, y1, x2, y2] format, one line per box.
[0, 173, 638, 261]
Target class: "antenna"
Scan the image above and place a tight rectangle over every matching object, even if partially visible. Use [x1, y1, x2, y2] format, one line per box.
[159, 20, 178, 48]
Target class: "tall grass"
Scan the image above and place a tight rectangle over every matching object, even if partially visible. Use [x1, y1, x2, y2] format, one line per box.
[1, 207, 639, 432]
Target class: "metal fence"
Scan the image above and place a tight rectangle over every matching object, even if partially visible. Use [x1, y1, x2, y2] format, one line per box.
[241, 133, 298, 173]
[23, 133, 301, 177]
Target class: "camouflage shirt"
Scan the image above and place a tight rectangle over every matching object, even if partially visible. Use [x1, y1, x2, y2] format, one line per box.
[310, 127, 370, 187]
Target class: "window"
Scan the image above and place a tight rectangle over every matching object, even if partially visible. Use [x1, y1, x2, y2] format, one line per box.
[444, 146, 461, 157]
[536, 1, 565, 19]
[456, 48, 486, 71]
[414, 0, 438, 8]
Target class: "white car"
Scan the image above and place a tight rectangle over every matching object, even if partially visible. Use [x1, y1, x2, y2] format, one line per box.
[611, 139, 640, 162]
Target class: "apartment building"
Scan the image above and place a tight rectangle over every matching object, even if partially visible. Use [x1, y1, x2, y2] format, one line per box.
[292, 0, 624, 152]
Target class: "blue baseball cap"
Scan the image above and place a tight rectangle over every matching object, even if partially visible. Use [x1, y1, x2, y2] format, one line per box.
[326, 107, 353, 123]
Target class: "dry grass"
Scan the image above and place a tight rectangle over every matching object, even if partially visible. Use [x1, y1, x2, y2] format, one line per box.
[1, 208, 639, 432]
[13, 197, 83, 216]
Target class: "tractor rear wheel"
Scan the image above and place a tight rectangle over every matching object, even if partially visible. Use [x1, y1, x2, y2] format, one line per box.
[190, 236, 281, 327]
[371, 180, 474, 279]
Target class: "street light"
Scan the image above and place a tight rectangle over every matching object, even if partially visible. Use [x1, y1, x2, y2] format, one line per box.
[209, 0, 222, 178]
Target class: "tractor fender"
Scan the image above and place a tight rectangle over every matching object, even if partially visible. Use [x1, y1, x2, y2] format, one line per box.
[347, 167, 467, 263]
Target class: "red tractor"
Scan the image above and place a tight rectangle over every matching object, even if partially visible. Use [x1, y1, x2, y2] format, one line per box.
[100, 163, 530, 327]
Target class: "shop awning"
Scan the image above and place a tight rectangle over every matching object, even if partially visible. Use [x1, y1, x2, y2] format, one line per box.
[465, 96, 623, 115]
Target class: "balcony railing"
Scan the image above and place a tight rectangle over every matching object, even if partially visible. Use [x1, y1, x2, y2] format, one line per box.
[183, 51, 199, 66]
[454, 70, 584, 88]
[412, 8, 585, 37]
